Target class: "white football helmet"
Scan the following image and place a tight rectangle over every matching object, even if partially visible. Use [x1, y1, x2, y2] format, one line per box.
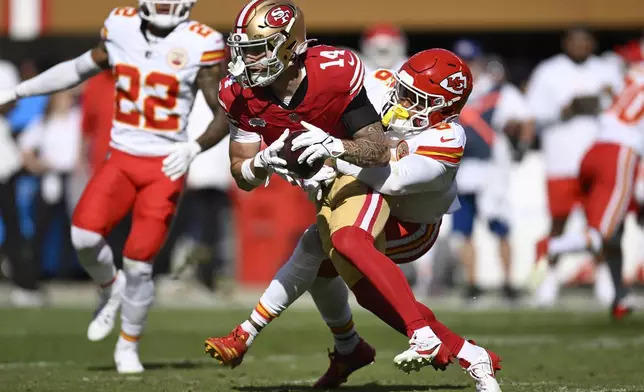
[138, 0, 197, 30]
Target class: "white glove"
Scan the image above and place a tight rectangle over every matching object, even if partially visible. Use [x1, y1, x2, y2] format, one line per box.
[273, 168, 303, 187]
[162, 141, 202, 181]
[291, 121, 345, 166]
[254, 129, 289, 171]
[252, 129, 291, 186]
[0, 89, 17, 107]
[302, 165, 337, 202]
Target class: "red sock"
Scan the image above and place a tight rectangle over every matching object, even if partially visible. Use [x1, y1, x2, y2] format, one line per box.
[332, 227, 428, 334]
[414, 302, 465, 355]
[352, 279, 465, 354]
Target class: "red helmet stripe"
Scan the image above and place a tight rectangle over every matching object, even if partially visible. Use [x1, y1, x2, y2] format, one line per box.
[236, 0, 265, 33]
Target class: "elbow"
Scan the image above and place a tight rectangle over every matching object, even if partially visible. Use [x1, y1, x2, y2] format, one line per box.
[387, 184, 405, 196]
[381, 178, 405, 196]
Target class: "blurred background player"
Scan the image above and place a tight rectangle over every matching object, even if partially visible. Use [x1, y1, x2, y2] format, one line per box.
[533, 62, 644, 319]
[18, 89, 83, 286]
[158, 90, 234, 293]
[0, 59, 37, 306]
[451, 39, 534, 303]
[0, 0, 230, 373]
[359, 23, 408, 73]
[525, 27, 624, 306]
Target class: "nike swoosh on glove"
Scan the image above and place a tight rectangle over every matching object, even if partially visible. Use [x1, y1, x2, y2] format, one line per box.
[291, 121, 345, 166]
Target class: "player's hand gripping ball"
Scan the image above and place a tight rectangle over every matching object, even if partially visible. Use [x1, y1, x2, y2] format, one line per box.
[278, 130, 325, 179]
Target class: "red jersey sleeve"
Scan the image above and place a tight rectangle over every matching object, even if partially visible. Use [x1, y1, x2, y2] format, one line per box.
[218, 75, 250, 130]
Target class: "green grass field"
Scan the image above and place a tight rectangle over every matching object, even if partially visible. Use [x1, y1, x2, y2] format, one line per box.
[1, 307, 643, 392]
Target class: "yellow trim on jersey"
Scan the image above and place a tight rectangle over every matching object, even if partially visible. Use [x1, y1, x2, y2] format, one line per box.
[201, 50, 225, 64]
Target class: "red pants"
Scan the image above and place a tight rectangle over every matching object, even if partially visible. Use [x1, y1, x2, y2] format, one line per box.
[547, 178, 583, 220]
[72, 148, 184, 262]
[579, 143, 639, 238]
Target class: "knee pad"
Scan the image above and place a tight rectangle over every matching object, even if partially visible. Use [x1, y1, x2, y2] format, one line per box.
[71, 226, 112, 267]
[300, 224, 326, 260]
[71, 226, 103, 250]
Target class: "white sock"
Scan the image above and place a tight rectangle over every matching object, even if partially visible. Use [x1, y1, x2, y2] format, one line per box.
[116, 333, 138, 351]
[549, 229, 602, 257]
[240, 320, 258, 346]
[413, 326, 441, 346]
[120, 258, 154, 340]
[533, 267, 560, 306]
[457, 340, 485, 366]
[71, 226, 117, 288]
[309, 277, 360, 355]
[594, 262, 615, 307]
[243, 225, 325, 345]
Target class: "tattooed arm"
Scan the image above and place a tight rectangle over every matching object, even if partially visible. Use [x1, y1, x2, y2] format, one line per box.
[195, 63, 229, 151]
[294, 89, 389, 168]
[340, 120, 389, 167]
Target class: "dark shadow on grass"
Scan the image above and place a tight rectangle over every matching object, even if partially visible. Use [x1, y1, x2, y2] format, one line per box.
[87, 359, 211, 372]
[234, 383, 468, 392]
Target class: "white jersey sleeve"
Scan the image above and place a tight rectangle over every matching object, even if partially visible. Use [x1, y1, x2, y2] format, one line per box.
[189, 21, 226, 67]
[363, 69, 395, 114]
[229, 124, 261, 144]
[336, 122, 465, 196]
[525, 60, 561, 127]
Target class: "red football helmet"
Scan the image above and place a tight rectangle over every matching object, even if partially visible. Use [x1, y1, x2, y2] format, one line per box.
[382, 48, 473, 134]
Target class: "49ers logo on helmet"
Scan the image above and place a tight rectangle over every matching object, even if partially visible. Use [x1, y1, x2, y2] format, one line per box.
[440, 71, 468, 95]
[265, 5, 294, 27]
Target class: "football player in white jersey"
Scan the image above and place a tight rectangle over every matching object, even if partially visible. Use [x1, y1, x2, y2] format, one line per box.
[0, 0, 230, 374]
[531, 62, 644, 319]
[205, 49, 502, 392]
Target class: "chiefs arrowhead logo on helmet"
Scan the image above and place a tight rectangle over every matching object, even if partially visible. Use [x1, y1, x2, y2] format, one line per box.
[265, 5, 295, 28]
[440, 71, 468, 95]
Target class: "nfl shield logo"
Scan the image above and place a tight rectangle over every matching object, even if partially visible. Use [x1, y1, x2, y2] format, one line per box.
[249, 118, 267, 128]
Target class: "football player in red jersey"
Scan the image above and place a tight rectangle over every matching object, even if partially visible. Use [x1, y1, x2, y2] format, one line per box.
[208, 46, 504, 391]
[208, 0, 475, 381]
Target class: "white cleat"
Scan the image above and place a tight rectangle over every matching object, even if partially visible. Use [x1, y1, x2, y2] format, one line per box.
[114, 342, 144, 374]
[87, 270, 126, 342]
[393, 329, 451, 374]
[466, 352, 502, 392]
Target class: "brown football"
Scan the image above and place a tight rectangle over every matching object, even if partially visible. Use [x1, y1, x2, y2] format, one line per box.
[278, 130, 325, 179]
